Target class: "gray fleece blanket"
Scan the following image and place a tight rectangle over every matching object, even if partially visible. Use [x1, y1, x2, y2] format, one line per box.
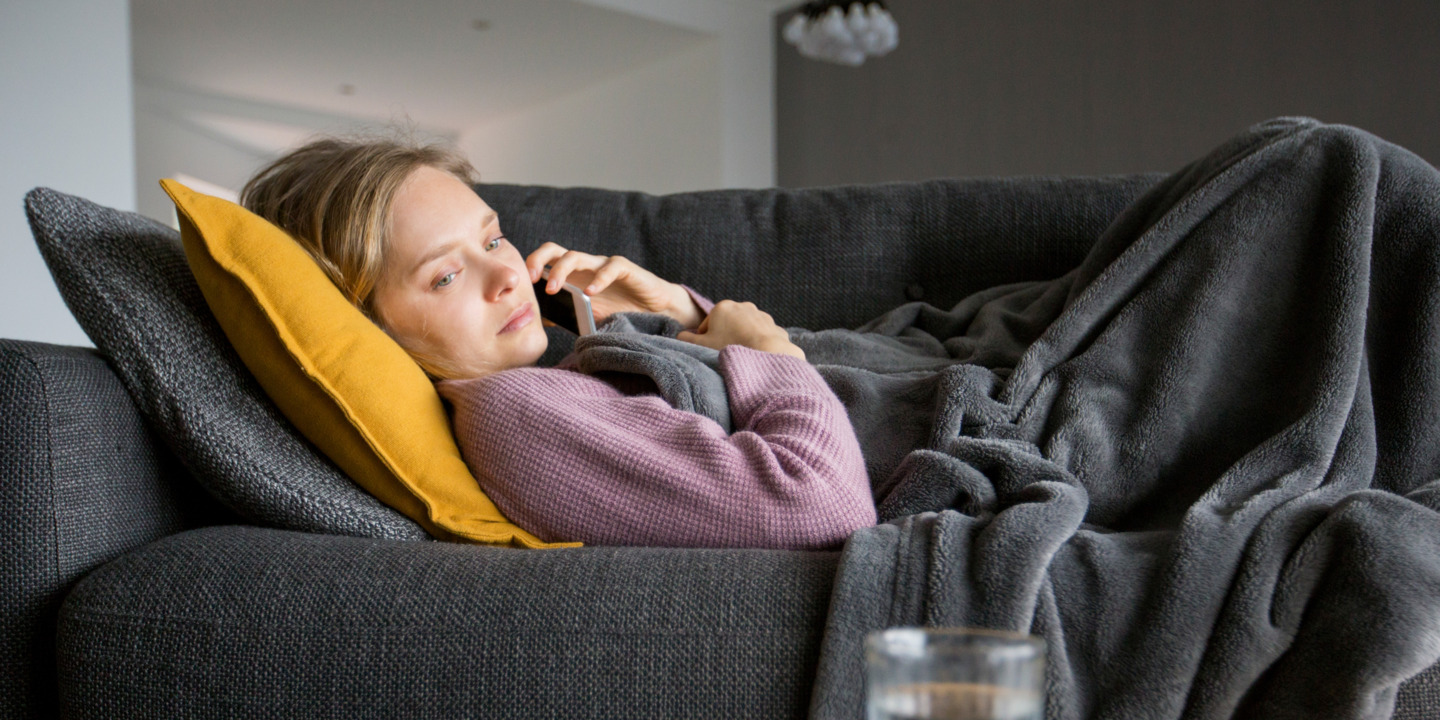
[574, 118, 1440, 719]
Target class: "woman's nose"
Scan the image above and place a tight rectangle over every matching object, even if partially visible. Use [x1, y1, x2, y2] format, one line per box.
[484, 262, 520, 302]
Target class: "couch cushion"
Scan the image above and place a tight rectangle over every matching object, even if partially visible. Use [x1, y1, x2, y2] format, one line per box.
[57, 525, 838, 719]
[160, 180, 562, 548]
[24, 186, 428, 542]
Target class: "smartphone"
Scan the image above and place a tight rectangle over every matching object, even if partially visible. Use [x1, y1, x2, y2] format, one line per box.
[533, 267, 597, 336]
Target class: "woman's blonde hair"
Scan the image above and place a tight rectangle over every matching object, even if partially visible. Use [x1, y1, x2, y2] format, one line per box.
[240, 136, 479, 378]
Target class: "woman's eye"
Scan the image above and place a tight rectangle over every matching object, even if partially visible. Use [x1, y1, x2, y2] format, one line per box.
[484, 235, 505, 251]
[434, 272, 456, 289]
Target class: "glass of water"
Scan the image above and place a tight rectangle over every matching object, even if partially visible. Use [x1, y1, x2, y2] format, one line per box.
[865, 627, 1045, 720]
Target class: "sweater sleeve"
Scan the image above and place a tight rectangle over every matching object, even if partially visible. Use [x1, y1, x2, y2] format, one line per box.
[437, 346, 876, 549]
[679, 284, 715, 316]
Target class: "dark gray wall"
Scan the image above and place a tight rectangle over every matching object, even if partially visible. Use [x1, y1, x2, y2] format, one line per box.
[776, 1, 1440, 186]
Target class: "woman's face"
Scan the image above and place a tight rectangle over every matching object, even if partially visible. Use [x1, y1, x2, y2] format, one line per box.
[372, 165, 548, 378]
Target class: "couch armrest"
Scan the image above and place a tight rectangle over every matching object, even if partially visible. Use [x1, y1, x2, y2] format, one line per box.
[0, 339, 230, 719]
[57, 525, 838, 719]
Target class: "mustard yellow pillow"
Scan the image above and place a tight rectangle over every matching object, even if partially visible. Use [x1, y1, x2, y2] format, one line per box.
[161, 179, 575, 548]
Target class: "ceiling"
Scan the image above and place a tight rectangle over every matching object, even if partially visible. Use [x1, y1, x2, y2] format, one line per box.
[130, 0, 783, 134]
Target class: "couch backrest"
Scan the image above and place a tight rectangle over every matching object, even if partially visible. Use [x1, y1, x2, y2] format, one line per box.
[476, 174, 1163, 330]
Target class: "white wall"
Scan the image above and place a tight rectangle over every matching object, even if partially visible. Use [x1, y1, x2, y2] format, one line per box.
[1, 0, 136, 347]
[132, 40, 727, 227]
[577, 0, 778, 189]
[127, 0, 779, 234]
[461, 41, 723, 194]
[133, 82, 461, 226]
[130, 0, 778, 224]
[133, 99, 271, 225]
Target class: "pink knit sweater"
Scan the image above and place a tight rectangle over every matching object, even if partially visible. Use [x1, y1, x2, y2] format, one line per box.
[436, 345, 877, 549]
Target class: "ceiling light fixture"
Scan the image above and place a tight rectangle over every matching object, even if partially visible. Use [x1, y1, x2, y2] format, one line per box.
[783, 1, 898, 66]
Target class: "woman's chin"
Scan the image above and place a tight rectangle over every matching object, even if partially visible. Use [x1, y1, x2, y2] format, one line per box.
[508, 319, 550, 368]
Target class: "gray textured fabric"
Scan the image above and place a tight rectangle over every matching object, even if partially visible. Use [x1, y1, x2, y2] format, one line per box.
[477, 174, 1161, 333]
[57, 525, 838, 719]
[1396, 668, 1440, 720]
[803, 118, 1440, 718]
[573, 312, 731, 430]
[24, 188, 428, 542]
[0, 340, 220, 719]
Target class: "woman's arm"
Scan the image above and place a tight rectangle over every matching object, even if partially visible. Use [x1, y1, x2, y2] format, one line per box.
[437, 347, 875, 549]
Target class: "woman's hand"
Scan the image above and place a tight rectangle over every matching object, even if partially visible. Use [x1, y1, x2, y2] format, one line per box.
[676, 300, 805, 360]
[526, 244, 704, 328]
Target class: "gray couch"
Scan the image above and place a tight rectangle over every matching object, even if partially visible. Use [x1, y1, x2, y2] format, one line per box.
[5, 173, 1439, 718]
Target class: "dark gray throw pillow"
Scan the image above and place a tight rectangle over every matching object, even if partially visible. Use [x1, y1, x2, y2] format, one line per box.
[24, 187, 429, 541]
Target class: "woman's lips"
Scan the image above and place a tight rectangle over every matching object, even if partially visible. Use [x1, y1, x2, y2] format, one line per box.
[499, 303, 535, 334]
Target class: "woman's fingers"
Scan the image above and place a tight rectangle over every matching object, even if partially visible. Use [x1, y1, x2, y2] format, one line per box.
[528, 245, 609, 293]
[675, 313, 711, 346]
[525, 248, 700, 324]
[525, 247, 652, 299]
[676, 328, 716, 349]
[525, 242, 569, 283]
[674, 300, 803, 359]
[583, 256, 638, 295]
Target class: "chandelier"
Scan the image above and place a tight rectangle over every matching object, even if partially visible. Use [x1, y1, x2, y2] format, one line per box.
[782, 1, 899, 66]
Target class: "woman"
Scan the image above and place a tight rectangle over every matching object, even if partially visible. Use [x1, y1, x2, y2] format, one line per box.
[241, 137, 877, 550]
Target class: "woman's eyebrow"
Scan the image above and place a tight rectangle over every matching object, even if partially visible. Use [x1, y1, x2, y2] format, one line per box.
[408, 212, 499, 277]
[411, 240, 462, 277]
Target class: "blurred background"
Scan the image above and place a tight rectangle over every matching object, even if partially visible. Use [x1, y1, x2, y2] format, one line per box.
[4, 0, 1439, 346]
